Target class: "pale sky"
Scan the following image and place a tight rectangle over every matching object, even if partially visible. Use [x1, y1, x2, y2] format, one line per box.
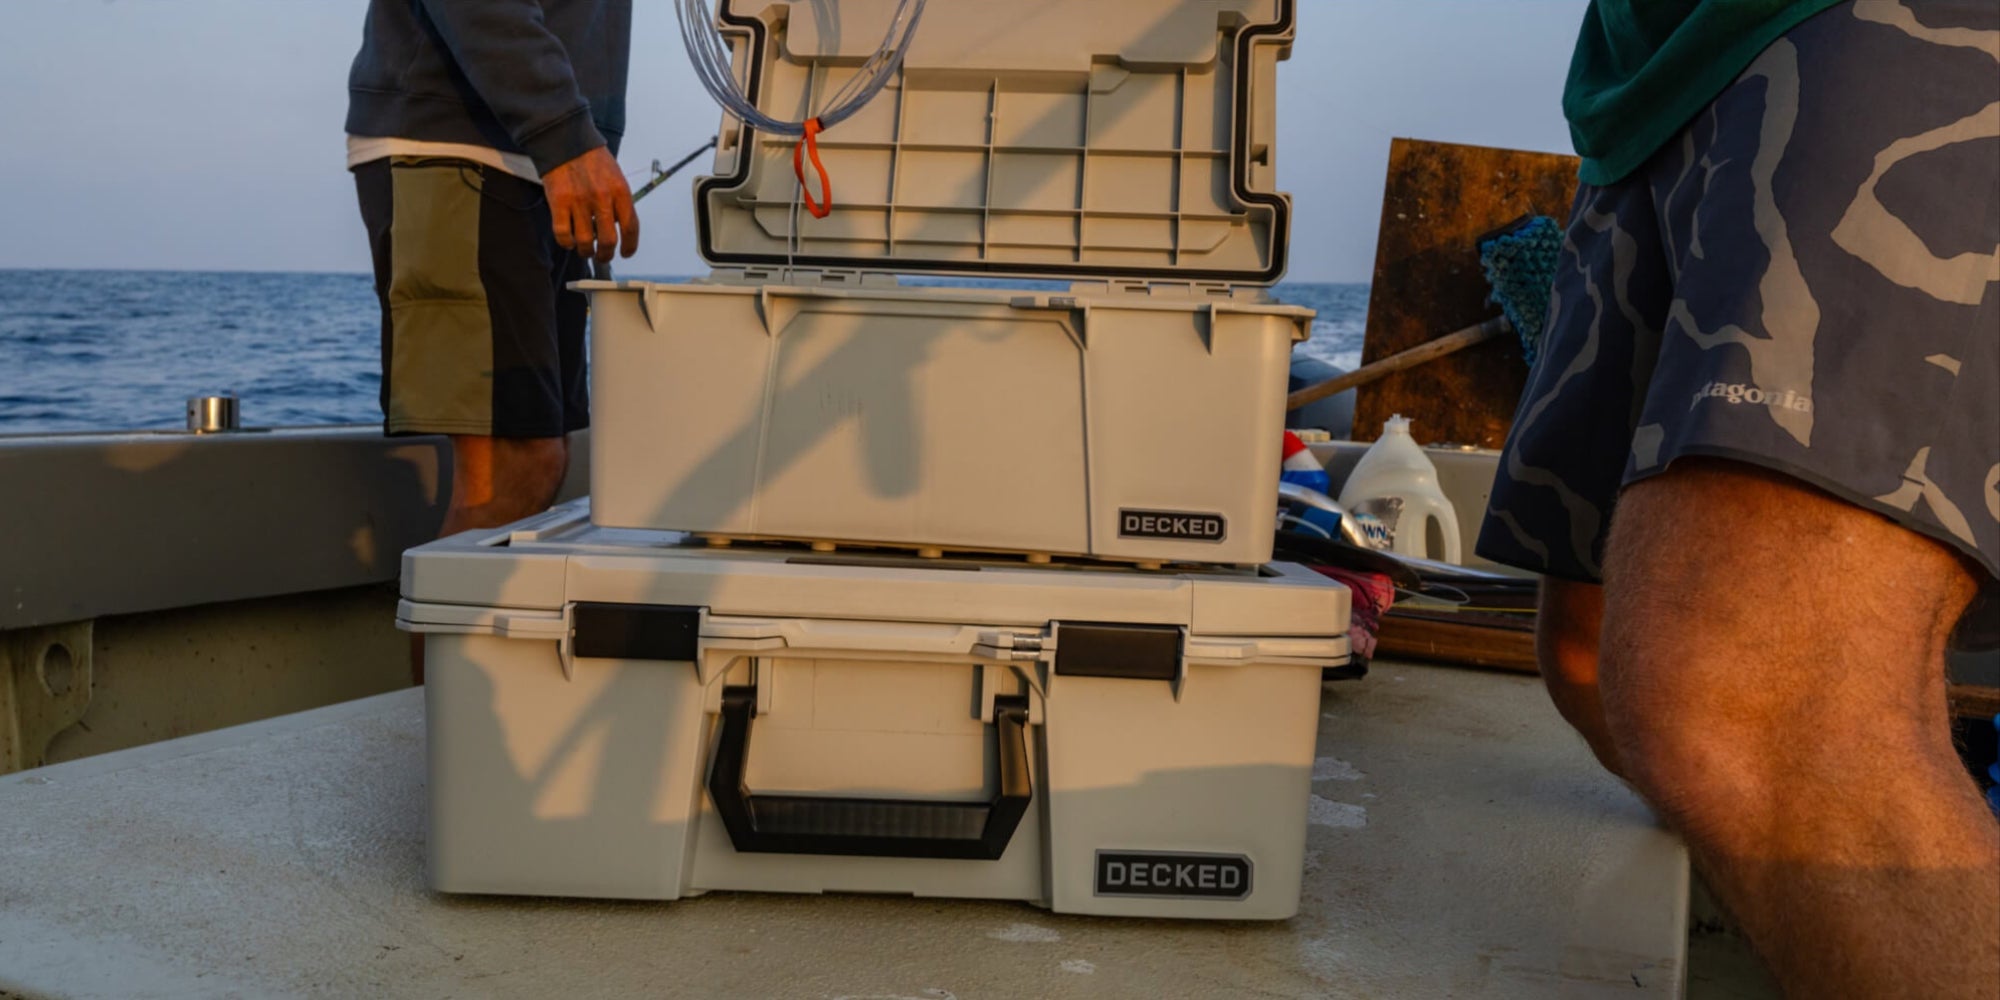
[0, 0, 1586, 283]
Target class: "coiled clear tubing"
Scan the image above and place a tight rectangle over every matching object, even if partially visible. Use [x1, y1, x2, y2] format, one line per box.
[675, 0, 928, 137]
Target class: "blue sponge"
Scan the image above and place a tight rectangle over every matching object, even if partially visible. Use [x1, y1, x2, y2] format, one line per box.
[1479, 215, 1564, 366]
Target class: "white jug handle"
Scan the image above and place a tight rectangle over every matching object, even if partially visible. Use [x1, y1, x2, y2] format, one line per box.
[1433, 501, 1462, 565]
[1403, 495, 1462, 564]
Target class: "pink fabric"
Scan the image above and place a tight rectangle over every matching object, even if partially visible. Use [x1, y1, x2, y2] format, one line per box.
[1306, 565, 1394, 660]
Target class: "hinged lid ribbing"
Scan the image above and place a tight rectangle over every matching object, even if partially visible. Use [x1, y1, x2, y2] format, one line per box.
[693, 0, 1298, 285]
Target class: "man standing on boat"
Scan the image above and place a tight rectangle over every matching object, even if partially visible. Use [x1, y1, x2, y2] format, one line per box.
[1481, 0, 1999, 994]
[345, 0, 636, 534]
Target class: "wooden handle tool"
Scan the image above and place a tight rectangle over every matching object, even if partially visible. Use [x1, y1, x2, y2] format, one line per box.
[1287, 314, 1511, 411]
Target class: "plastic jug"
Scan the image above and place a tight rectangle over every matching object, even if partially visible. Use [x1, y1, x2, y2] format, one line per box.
[1336, 415, 1462, 563]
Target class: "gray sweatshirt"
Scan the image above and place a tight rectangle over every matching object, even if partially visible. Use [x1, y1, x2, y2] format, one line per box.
[346, 0, 631, 175]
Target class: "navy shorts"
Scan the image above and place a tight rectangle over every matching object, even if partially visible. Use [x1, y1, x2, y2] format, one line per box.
[1479, 1, 2000, 597]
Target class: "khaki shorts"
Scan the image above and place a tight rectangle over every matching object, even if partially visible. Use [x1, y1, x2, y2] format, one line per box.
[354, 156, 590, 438]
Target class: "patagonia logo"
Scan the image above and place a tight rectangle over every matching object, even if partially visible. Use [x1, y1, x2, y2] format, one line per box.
[1095, 851, 1252, 900]
[1691, 382, 1813, 414]
[1120, 509, 1226, 542]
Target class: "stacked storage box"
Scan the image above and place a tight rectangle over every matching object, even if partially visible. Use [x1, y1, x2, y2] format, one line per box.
[399, 0, 1351, 919]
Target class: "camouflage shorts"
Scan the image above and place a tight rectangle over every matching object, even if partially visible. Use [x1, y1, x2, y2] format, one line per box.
[1478, 0, 2000, 588]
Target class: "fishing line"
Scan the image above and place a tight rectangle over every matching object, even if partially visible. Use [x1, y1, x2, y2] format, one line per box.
[630, 137, 721, 205]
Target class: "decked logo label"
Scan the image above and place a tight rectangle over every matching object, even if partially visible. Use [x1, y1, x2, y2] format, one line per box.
[1094, 851, 1252, 900]
[1118, 509, 1227, 542]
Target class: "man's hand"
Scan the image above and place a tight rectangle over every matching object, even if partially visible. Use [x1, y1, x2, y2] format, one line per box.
[542, 146, 638, 264]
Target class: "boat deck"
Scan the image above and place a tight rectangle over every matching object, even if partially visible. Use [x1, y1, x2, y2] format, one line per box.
[0, 661, 1688, 999]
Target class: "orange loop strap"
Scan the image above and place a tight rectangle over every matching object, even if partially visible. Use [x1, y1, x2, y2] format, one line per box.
[792, 117, 832, 219]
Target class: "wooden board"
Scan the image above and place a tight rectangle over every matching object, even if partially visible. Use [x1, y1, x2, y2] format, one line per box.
[1949, 684, 2000, 721]
[1352, 138, 1581, 447]
[1378, 612, 2000, 722]
[1376, 607, 1538, 674]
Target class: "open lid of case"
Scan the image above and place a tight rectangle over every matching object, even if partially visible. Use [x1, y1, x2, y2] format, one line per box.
[693, 0, 1298, 285]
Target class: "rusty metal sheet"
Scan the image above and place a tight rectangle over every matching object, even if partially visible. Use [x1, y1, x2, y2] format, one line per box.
[1352, 138, 1580, 447]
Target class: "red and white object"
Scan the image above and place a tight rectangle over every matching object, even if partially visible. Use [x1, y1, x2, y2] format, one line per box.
[1280, 431, 1332, 496]
[1281, 431, 1315, 472]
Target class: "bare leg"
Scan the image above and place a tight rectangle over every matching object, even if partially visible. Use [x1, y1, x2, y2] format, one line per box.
[438, 435, 569, 536]
[412, 435, 567, 685]
[1600, 459, 1998, 997]
[1537, 577, 1624, 778]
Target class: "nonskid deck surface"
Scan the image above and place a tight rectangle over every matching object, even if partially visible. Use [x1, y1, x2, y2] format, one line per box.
[0, 662, 1688, 999]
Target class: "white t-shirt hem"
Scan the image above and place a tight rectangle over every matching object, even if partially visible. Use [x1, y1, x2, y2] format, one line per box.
[346, 136, 542, 184]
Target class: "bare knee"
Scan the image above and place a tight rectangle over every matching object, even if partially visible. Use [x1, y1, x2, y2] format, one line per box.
[1597, 459, 1981, 838]
[501, 436, 569, 510]
[1538, 578, 1605, 700]
[1597, 640, 1779, 838]
[1536, 579, 1623, 773]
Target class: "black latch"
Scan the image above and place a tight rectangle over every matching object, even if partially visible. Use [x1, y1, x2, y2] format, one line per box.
[570, 603, 703, 661]
[1052, 622, 1183, 681]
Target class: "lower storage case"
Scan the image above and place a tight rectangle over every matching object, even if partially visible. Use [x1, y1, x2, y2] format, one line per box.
[580, 281, 1310, 565]
[423, 627, 1326, 919]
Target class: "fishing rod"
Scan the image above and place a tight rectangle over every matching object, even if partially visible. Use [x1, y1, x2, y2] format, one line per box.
[589, 137, 718, 280]
[631, 137, 719, 204]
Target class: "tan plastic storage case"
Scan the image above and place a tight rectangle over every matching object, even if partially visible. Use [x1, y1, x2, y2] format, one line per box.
[582, 0, 1307, 564]
[401, 501, 1349, 919]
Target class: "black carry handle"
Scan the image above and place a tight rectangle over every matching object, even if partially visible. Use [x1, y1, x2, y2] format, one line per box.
[706, 686, 1032, 860]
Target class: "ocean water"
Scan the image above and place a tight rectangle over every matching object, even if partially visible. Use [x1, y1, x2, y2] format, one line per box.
[0, 269, 1368, 434]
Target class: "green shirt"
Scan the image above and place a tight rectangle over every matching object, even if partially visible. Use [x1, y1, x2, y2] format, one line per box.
[1564, 0, 1845, 185]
